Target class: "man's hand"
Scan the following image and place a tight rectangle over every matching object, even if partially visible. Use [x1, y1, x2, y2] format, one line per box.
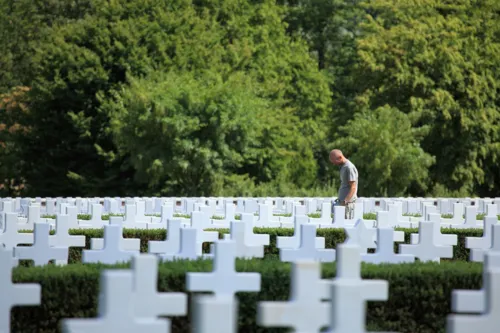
[344, 181, 356, 204]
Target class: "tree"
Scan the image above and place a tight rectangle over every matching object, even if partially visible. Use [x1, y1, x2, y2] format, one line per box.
[332, 106, 434, 197]
[352, 0, 500, 196]
[102, 70, 319, 195]
[0, 87, 30, 196]
[10, 0, 330, 196]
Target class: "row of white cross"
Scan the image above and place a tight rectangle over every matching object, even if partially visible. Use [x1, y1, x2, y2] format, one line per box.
[3, 196, 500, 216]
[2, 197, 500, 233]
[1, 203, 499, 267]
[0, 212, 500, 266]
[2, 238, 499, 333]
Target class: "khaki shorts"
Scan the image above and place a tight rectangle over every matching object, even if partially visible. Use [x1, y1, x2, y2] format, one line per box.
[339, 201, 355, 220]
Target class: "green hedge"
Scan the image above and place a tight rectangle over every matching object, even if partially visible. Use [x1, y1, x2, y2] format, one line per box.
[11, 260, 483, 333]
[18, 227, 484, 266]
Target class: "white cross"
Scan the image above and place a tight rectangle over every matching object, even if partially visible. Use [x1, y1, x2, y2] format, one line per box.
[162, 228, 212, 261]
[83, 224, 139, 264]
[14, 222, 68, 266]
[257, 261, 329, 332]
[49, 214, 85, 249]
[410, 213, 457, 246]
[280, 224, 336, 263]
[90, 217, 140, 251]
[240, 213, 270, 246]
[0, 247, 41, 332]
[65, 205, 80, 229]
[131, 254, 187, 319]
[191, 211, 219, 254]
[191, 295, 238, 333]
[466, 216, 498, 254]
[224, 221, 264, 259]
[49, 214, 86, 265]
[61, 271, 168, 333]
[80, 203, 106, 228]
[447, 253, 500, 333]
[399, 221, 453, 262]
[187, 240, 260, 298]
[375, 211, 406, 242]
[362, 227, 415, 264]
[148, 219, 182, 255]
[277, 215, 324, 249]
[325, 244, 388, 333]
[344, 219, 377, 253]
[452, 226, 500, 314]
[254, 204, 280, 227]
[0, 213, 34, 251]
[470, 223, 500, 265]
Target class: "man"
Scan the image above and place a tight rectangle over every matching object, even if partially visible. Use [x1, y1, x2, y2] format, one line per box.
[329, 149, 358, 219]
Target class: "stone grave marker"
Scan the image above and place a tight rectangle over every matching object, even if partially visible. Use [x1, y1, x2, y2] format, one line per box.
[441, 203, 464, 225]
[45, 198, 56, 215]
[192, 295, 238, 333]
[344, 219, 377, 254]
[162, 228, 212, 261]
[447, 252, 500, 333]
[49, 214, 85, 265]
[464, 206, 482, 227]
[254, 204, 280, 228]
[309, 202, 332, 225]
[486, 204, 498, 217]
[470, 223, 500, 266]
[131, 254, 187, 319]
[277, 215, 324, 249]
[411, 213, 457, 246]
[399, 221, 454, 263]
[0, 248, 41, 332]
[83, 224, 139, 264]
[376, 211, 405, 242]
[65, 205, 80, 229]
[150, 202, 174, 226]
[14, 222, 68, 266]
[91, 217, 140, 251]
[190, 211, 219, 254]
[223, 221, 264, 259]
[280, 224, 336, 263]
[187, 239, 260, 297]
[122, 202, 148, 229]
[240, 213, 270, 247]
[61, 271, 168, 333]
[257, 261, 329, 332]
[466, 216, 498, 255]
[326, 243, 389, 333]
[362, 227, 415, 264]
[0, 213, 34, 251]
[148, 219, 182, 255]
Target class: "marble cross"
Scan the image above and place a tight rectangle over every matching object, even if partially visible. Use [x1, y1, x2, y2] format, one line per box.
[186, 240, 260, 298]
[61, 271, 168, 333]
[257, 261, 330, 332]
[14, 222, 68, 266]
[0, 248, 41, 332]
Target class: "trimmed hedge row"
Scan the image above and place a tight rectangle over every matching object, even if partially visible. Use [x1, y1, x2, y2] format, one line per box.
[19, 227, 483, 266]
[11, 259, 483, 333]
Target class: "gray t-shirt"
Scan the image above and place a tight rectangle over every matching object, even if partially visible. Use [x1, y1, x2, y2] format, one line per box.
[337, 159, 358, 202]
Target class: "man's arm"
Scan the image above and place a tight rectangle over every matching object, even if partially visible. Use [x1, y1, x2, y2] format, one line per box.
[344, 181, 356, 203]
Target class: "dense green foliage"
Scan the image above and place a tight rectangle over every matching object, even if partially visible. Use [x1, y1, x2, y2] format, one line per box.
[1, 0, 499, 197]
[11, 259, 483, 332]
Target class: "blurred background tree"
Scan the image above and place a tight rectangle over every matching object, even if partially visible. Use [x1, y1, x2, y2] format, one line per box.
[0, 0, 498, 197]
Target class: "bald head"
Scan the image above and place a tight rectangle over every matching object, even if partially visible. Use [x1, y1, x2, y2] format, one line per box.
[329, 149, 346, 166]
